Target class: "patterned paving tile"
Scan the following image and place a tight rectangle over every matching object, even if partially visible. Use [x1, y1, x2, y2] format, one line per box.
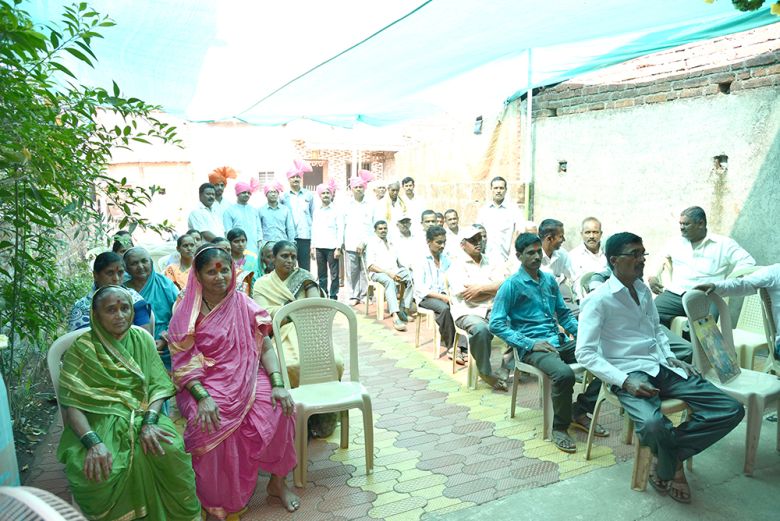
[416, 454, 467, 471]
[367, 496, 428, 519]
[443, 477, 497, 498]
[461, 457, 513, 475]
[317, 491, 378, 513]
[394, 474, 449, 494]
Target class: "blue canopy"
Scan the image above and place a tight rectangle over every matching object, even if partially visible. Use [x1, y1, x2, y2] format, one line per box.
[28, 0, 780, 127]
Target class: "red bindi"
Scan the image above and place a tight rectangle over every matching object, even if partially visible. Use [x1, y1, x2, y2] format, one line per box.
[215, 261, 223, 270]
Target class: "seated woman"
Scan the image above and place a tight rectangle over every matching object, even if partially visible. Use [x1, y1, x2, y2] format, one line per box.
[68, 252, 154, 337]
[57, 286, 200, 520]
[227, 228, 259, 293]
[164, 233, 197, 290]
[211, 236, 231, 254]
[124, 247, 179, 370]
[169, 246, 299, 519]
[260, 241, 276, 275]
[252, 240, 344, 389]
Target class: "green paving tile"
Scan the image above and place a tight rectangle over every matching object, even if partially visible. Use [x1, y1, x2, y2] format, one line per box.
[358, 479, 399, 495]
[368, 496, 427, 519]
[372, 491, 411, 507]
[348, 469, 401, 487]
[385, 507, 425, 521]
[423, 496, 463, 512]
[394, 474, 448, 494]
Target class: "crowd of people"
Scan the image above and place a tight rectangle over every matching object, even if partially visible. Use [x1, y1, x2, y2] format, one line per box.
[57, 160, 778, 518]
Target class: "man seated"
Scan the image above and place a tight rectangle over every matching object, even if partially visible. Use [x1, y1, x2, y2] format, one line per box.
[413, 225, 462, 361]
[449, 226, 507, 390]
[539, 218, 578, 315]
[569, 217, 607, 298]
[649, 206, 754, 329]
[490, 233, 606, 453]
[577, 232, 744, 503]
[366, 220, 415, 331]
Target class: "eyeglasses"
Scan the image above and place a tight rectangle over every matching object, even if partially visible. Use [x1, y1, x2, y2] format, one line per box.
[615, 251, 649, 259]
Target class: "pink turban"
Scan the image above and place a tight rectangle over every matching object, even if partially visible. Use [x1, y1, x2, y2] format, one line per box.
[234, 178, 260, 196]
[316, 178, 339, 197]
[286, 159, 313, 179]
[315, 183, 330, 196]
[263, 181, 284, 196]
[349, 169, 375, 189]
[208, 166, 237, 185]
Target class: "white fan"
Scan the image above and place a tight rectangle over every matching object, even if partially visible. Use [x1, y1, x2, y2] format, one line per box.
[0, 487, 85, 520]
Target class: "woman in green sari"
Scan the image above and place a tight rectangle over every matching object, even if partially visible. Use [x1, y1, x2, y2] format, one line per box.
[57, 285, 200, 521]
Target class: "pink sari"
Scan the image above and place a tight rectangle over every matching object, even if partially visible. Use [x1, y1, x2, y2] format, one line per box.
[168, 256, 296, 519]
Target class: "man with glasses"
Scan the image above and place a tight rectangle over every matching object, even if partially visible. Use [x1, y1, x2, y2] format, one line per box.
[490, 233, 606, 453]
[648, 206, 754, 330]
[577, 231, 744, 504]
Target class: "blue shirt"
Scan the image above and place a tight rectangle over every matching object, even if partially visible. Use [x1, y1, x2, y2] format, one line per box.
[223, 203, 263, 255]
[489, 268, 578, 355]
[258, 204, 296, 242]
[413, 251, 451, 302]
[281, 189, 315, 239]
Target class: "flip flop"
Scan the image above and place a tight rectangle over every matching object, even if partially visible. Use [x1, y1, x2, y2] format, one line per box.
[552, 430, 577, 453]
[571, 416, 610, 437]
[669, 470, 692, 504]
[649, 460, 669, 496]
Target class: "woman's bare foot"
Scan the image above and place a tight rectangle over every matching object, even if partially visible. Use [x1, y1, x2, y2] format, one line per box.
[267, 474, 301, 512]
[669, 463, 691, 504]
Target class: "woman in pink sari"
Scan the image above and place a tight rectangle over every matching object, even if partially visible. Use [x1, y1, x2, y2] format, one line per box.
[168, 246, 299, 520]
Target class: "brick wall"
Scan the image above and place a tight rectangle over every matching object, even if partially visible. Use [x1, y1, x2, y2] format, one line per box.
[293, 139, 391, 191]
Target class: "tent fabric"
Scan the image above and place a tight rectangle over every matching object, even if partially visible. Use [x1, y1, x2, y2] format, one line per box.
[27, 1, 780, 128]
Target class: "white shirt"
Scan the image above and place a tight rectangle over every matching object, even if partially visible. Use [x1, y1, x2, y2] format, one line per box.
[392, 232, 423, 269]
[658, 233, 754, 294]
[713, 264, 780, 342]
[449, 251, 500, 321]
[569, 243, 608, 296]
[444, 229, 460, 258]
[541, 247, 574, 283]
[372, 197, 407, 228]
[311, 204, 344, 250]
[187, 203, 224, 237]
[343, 197, 374, 251]
[476, 200, 522, 263]
[576, 276, 686, 387]
[365, 235, 399, 273]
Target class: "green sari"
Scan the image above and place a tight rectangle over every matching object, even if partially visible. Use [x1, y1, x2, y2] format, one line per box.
[57, 303, 200, 521]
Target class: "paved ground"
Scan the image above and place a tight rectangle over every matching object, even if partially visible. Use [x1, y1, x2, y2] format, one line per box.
[26, 300, 779, 520]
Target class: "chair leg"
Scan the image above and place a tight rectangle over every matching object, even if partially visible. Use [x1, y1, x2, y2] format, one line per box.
[340, 410, 349, 449]
[510, 369, 520, 418]
[744, 395, 765, 476]
[468, 358, 478, 390]
[542, 375, 552, 441]
[361, 398, 374, 474]
[631, 441, 653, 491]
[585, 394, 607, 460]
[432, 328, 440, 360]
[776, 401, 780, 453]
[622, 415, 634, 445]
[415, 317, 422, 348]
[377, 289, 384, 321]
[294, 411, 308, 488]
[452, 332, 459, 374]
[365, 287, 371, 317]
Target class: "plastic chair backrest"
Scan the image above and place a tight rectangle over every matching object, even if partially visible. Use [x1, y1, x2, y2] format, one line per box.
[580, 272, 596, 295]
[272, 298, 358, 387]
[47, 329, 88, 404]
[682, 290, 734, 374]
[735, 293, 766, 334]
[758, 288, 777, 364]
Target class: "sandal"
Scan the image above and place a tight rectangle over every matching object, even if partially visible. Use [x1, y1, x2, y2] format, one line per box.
[552, 429, 577, 453]
[649, 459, 669, 496]
[669, 467, 691, 504]
[571, 415, 610, 437]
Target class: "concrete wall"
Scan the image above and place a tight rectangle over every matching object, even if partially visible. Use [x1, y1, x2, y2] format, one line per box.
[526, 86, 780, 264]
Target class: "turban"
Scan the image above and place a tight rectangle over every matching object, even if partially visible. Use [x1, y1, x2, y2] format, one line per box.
[285, 159, 313, 179]
[349, 169, 375, 189]
[208, 166, 237, 185]
[315, 183, 329, 196]
[263, 181, 284, 196]
[234, 178, 260, 196]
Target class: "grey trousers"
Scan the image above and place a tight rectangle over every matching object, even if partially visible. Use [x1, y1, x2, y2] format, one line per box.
[521, 340, 601, 431]
[419, 297, 456, 348]
[613, 366, 744, 480]
[345, 250, 367, 301]
[369, 268, 413, 314]
[455, 315, 494, 377]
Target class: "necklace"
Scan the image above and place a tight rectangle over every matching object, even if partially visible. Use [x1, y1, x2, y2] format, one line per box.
[203, 298, 213, 311]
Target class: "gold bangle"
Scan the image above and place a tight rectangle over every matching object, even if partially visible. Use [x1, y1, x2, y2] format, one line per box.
[269, 372, 285, 388]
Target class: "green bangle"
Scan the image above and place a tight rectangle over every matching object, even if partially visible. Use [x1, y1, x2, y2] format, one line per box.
[190, 383, 210, 402]
[269, 372, 285, 389]
[80, 431, 102, 450]
[142, 410, 160, 425]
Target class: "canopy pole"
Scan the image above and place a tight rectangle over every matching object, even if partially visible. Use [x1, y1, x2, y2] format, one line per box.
[523, 48, 534, 222]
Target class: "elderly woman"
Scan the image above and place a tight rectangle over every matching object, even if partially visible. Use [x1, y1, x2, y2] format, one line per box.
[164, 233, 197, 290]
[260, 241, 276, 275]
[169, 246, 299, 519]
[68, 252, 153, 337]
[124, 247, 179, 370]
[57, 286, 200, 520]
[227, 228, 259, 292]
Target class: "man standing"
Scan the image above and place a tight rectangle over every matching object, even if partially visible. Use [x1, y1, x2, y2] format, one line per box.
[281, 159, 315, 271]
[258, 182, 296, 243]
[343, 175, 375, 306]
[649, 206, 754, 328]
[223, 179, 262, 256]
[311, 183, 344, 300]
[187, 183, 224, 242]
[490, 233, 606, 453]
[577, 232, 744, 503]
[208, 166, 237, 218]
[373, 181, 407, 229]
[414, 225, 460, 360]
[449, 226, 506, 390]
[569, 217, 607, 297]
[401, 176, 425, 231]
[476, 176, 523, 264]
[366, 221, 415, 331]
[443, 209, 461, 259]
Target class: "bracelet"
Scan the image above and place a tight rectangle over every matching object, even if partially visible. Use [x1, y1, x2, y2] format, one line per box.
[269, 372, 285, 389]
[142, 410, 160, 425]
[80, 431, 102, 450]
[190, 383, 210, 402]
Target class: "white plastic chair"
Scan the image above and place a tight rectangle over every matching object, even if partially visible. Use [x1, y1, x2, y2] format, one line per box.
[362, 254, 386, 321]
[683, 289, 780, 475]
[758, 288, 779, 375]
[452, 323, 479, 389]
[48, 330, 91, 406]
[0, 486, 87, 520]
[732, 293, 769, 370]
[414, 307, 440, 359]
[272, 298, 374, 488]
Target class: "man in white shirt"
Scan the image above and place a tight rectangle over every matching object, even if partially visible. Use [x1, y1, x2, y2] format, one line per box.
[539, 218, 578, 315]
[569, 217, 608, 298]
[401, 176, 426, 233]
[366, 220, 415, 331]
[187, 183, 224, 241]
[443, 209, 460, 256]
[311, 184, 344, 299]
[373, 181, 407, 229]
[343, 176, 374, 305]
[393, 216, 417, 269]
[577, 231, 744, 504]
[649, 206, 755, 328]
[449, 226, 506, 390]
[208, 166, 236, 222]
[476, 176, 523, 264]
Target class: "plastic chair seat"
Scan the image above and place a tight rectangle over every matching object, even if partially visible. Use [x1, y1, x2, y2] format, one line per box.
[289, 381, 370, 412]
[415, 307, 440, 359]
[732, 329, 769, 370]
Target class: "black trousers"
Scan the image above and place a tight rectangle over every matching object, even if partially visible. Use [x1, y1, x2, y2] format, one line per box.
[296, 238, 311, 271]
[418, 296, 456, 348]
[316, 248, 340, 299]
